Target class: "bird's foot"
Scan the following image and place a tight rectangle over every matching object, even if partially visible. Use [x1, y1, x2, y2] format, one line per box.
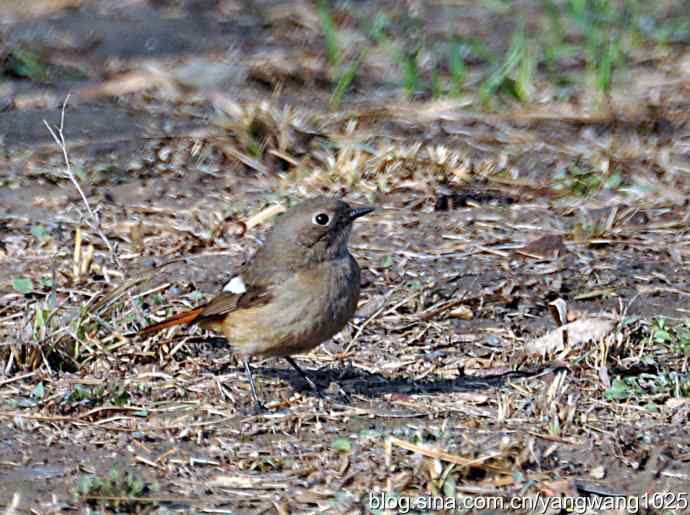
[303, 377, 325, 399]
[252, 401, 267, 415]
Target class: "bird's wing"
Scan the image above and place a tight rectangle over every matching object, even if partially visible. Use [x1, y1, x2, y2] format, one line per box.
[137, 272, 274, 337]
[197, 275, 273, 320]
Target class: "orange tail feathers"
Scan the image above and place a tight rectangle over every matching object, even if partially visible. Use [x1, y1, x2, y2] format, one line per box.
[137, 306, 205, 337]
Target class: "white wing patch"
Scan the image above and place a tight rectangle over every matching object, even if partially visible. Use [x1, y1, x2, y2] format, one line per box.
[223, 275, 247, 294]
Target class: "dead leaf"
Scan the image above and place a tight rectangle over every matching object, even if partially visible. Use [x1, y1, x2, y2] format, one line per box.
[665, 398, 690, 409]
[525, 316, 617, 356]
[516, 234, 567, 259]
[548, 298, 568, 326]
[449, 305, 474, 320]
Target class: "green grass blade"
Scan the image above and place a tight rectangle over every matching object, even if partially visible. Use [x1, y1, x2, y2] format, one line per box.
[318, 0, 341, 67]
[330, 52, 364, 109]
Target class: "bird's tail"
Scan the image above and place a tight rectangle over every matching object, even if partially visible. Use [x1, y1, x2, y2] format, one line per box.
[137, 306, 205, 337]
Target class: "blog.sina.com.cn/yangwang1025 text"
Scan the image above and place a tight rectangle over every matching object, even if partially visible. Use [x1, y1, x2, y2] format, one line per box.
[368, 491, 689, 514]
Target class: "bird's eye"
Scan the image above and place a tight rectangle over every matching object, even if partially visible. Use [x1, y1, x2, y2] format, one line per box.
[312, 213, 330, 226]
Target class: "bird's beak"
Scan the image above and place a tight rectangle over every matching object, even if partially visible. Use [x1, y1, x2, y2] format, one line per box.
[348, 206, 375, 222]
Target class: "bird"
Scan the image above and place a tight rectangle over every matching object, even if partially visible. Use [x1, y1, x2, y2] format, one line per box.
[137, 197, 374, 411]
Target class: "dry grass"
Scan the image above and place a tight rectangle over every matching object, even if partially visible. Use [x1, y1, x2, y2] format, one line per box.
[1, 0, 690, 512]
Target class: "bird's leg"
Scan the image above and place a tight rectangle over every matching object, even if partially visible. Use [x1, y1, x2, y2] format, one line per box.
[243, 359, 265, 413]
[285, 356, 324, 399]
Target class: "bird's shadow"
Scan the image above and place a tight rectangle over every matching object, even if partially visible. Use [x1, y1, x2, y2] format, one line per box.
[259, 364, 539, 399]
[262, 365, 502, 398]
[200, 340, 552, 402]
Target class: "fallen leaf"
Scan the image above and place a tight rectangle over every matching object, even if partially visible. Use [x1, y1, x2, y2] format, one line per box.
[525, 316, 616, 355]
[331, 437, 352, 452]
[449, 305, 473, 320]
[548, 298, 568, 326]
[665, 398, 690, 409]
[516, 234, 567, 259]
[12, 277, 34, 294]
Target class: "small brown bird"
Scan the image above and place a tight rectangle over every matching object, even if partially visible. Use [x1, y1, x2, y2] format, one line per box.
[138, 197, 374, 410]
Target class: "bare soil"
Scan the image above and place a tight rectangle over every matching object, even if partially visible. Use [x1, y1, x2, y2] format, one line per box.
[1, 1, 690, 513]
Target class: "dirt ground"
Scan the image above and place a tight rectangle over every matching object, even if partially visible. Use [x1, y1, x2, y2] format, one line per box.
[1, 1, 690, 513]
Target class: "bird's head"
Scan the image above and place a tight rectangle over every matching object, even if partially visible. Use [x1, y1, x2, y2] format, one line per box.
[260, 197, 374, 267]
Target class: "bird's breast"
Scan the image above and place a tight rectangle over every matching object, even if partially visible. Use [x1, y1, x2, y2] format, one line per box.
[222, 254, 361, 357]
